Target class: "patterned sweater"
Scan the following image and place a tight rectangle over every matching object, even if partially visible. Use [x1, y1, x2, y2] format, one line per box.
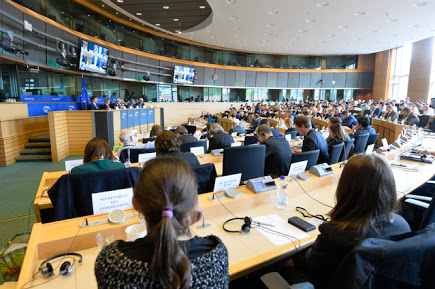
[94, 235, 229, 288]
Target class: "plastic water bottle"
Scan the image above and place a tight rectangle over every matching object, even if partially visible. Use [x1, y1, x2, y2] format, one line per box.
[125, 158, 131, 168]
[276, 176, 288, 210]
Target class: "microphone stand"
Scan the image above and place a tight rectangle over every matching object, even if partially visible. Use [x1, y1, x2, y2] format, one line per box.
[196, 212, 211, 229]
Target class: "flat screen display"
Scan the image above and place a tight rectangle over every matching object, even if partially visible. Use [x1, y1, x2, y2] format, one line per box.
[173, 66, 195, 85]
[254, 181, 265, 190]
[79, 40, 108, 74]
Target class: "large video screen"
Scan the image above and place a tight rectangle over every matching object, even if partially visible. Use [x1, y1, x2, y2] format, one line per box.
[79, 40, 109, 74]
[173, 66, 195, 85]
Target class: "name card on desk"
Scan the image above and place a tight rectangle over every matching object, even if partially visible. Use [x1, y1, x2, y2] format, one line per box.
[231, 142, 242, 147]
[288, 160, 308, 176]
[190, 146, 205, 156]
[65, 159, 83, 172]
[213, 173, 242, 192]
[366, 144, 375, 155]
[92, 188, 133, 215]
[138, 152, 156, 163]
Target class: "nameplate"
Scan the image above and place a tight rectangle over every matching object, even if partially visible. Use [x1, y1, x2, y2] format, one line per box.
[231, 132, 237, 137]
[138, 152, 156, 163]
[288, 160, 308, 176]
[231, 142, 242, 147]
[381, 138, 389, 149]
[366, 144, 375, 155]
[65, 159, 83, 172]
[92, 188, 133, 215]
[213, 173, 242, 193]
[190, 146, 205, 156]
[285, 134, 292, 141]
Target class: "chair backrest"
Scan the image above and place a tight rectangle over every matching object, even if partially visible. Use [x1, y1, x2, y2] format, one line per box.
[353, 134, 369, 154]
[180, 140, 207, 153]
[418, 115, 430, 128]
[142, 137, 156, 144]
[47, 167, 142, 222]
[246, 129, 256, 135]
[329, 142, 345, 165]
[366, 133, 380, 149]
[340, 138, 355, 161]
[119, 148, 156, 163]
[183, 125, 197, 135]
[420, 196, 435, 230]
[291, 149, 320, 171]
[244, 135, 259, 146]
[285, 131, 297, 139]
[190, 163, 217, 194]
[223, 145, 266, 182]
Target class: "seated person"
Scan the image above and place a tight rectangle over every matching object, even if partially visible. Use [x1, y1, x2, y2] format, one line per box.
[95, 157, 229, 288]
[176, 126, 198, 144]
[71, 138, 124, 174]
[342, 111, 357, 129]
[155, 131, 200, 166]
[149, 124, 162, 138]
[302, 111, 317, 130]
[295, 154, 410, 288]
[326, 117, 350, 142]
[208, 123, 234, 153]
[117, 129, 155, 157]
[88, 96, 99, 110]
[400, 107, 420, 126]
[260, 119, 283, 137]
[249, 114, 261, 130]
[200, 123, 213, 140]
[258, 124, 292, 179]
[284, 118, 297, 134]
[100, 98, 111, 110]
[110, 98, 125, 109]
[327, 123, 346, 156]
[292, 116, 329, 164]
[228, 118, 246, 136]
[351, 115, 376, 138]
[384, 105, 398, 121]
[127, 98, 137, 108]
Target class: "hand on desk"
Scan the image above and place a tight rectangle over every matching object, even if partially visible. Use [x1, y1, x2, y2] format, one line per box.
[292, 147, 302, 153]
[417, 149, 435, 156]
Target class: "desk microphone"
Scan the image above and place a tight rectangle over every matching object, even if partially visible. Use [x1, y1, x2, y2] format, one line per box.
[196, 212, 211, 229]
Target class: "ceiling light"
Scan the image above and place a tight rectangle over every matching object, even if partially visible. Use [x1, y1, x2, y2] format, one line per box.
[117, 0, 123, 2]
[338, 25, 349, 28]
[268, 10, 279, 15]
[297, 30, 306, 33]
[233, 27, 240, 30]
[226, 0, 236, 3]
[414, 2, 428, 7]
[327, 34, 336, 37]
[291, 37, 300, 40]
[173, 18, 179, 21]
[265, 24, 276, 27]
[206, 29, 211, 32]
[354, 12, 366, 16]
[136, 13, 142, 16]
[102, 4, 104, 7]
[163, 6, 169, 9]
[229, 16, 239, 20]
[155, 23, 160, 26]
[116, 12, 118, 14]
[199, 5, 206, 9]
[316, 2, 329, 7]
[87, 14, 91, 17]
[305, 19, 316, 22]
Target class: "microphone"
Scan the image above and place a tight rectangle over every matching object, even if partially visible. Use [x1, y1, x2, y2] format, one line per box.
[196, 212, 211, 229]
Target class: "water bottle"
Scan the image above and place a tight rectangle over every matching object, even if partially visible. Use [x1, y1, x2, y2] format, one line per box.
[276, 176, 288, 210]
[125, 158, 131, 168]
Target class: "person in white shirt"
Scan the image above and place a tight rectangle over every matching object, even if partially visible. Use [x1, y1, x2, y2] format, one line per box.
[117, 129, 155, 157]
[422, 105, 435, 117]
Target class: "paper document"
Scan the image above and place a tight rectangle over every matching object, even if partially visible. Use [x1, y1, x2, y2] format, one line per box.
[253, 214, 310, 246]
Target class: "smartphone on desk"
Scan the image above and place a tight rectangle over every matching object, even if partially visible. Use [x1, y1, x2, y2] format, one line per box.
[288, 216, 316, 232]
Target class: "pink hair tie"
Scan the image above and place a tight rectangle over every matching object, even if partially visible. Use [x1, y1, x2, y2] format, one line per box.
[162, 207, 173, 219]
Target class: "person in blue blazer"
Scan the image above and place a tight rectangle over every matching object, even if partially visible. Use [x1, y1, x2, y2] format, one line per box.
[342, 111, 357, 129]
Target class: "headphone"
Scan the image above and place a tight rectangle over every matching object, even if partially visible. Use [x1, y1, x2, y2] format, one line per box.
[223, 216, 252, 233]
[38, 253, 83, 276]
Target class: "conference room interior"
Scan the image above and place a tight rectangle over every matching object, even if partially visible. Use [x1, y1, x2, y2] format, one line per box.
[1, 0, 435, 288]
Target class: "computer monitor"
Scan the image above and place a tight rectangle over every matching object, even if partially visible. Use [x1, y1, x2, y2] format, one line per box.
[223, 145, 266, 182]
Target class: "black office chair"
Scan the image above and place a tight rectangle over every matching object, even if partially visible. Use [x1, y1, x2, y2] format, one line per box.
[142, 137, 156, 144]
[328, 142, 345, 165]
[244, 135, 259, 146]
[418, 115, 430, 128]
[246, 129, 256, 135]
[290, 149, 320, 171]
[223, 145, 266, 182]
[191, 163, 217, 194]
[366, 133, 380, 149]
[352, 134, 369, 155]
[119, 148, 156, 163]
[183, 125, 197, 135]
[285, 131, 297, 140]
[180, 140, 207, 154]
[340, 138, 354, 161]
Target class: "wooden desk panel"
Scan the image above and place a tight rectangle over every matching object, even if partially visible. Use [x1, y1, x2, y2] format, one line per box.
[372, 119, 404, 146]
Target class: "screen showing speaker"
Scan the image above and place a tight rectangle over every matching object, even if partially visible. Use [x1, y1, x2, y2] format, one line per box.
[173, 66, 195, 85]
[79, 40, 109, 74]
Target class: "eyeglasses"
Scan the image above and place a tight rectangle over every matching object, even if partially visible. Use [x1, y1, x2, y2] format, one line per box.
[296, 207, 328, 222]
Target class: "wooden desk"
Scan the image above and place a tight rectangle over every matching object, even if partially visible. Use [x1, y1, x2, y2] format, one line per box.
[219, 118, 233, 132]
[372, 119, 404, 146]
[312, 118, 352, 134]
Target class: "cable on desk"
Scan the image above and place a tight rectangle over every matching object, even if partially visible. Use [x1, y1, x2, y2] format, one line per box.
[291, 177, 334, 209]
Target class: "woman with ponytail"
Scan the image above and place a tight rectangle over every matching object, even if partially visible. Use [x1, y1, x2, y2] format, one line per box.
[95, 157, 229, 288]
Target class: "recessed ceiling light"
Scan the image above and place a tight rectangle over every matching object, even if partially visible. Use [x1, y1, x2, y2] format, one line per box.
[206, 29, 211, 32]
[338, 25, 349, 28]
[233, 27, 240, 30]
[305, 19, 316, 22]
[327, 34, 336, 37]
[163, 6, 169, 9]
[101, 4, 104, 7]
[136, 13, 142, 16]
[129, 18, 131, 21]
[265, 24, 276, 27]
[316, 2, 329, 7]
[354, 12, 366, 16]
[226, 0, 236, 3]
[117, 0, 123, 2]
[173, 18, 179, 21]
[155, 23, 160, 26]
[414, 2, 428, 7]
[268, 10, 279, 15]
[229, 16, 239, 20]
[236, 40, 240, 43]
[291, 37, 300, 40]
[116, 12, 118, 14]
[87, 14, 91, 17]
[199, 5, 206, 9]
[297, 30, 307, 33]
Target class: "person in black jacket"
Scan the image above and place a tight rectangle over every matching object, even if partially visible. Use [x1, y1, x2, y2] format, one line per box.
[258, 125, 292, 178]
[326, 123, 346, 157]
[208, 123, 234, 153]
[88, 96, 99, 110]
[293, 154, 410, 289]
[400, 107, 420, 126]
[260, 119, 283, 137]
[293, 116, 329, 164]
[176, 126, 198, 145]
[154, 130, 199, 166]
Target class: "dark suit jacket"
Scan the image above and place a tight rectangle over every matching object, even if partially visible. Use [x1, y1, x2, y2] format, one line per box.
[302, 129, 329, 164]
[385, 110, 398, 121]
[372, 107, 382, 118]
[100, 104, 111, 110]
[262, 136, 292, 179]
[405, 112, 420, 126]
[229, 125, 246, 136]
[179, 134, 198, 145]
[88, 102, 99, 110]
[208, 132, 234, 152]
[162, 151, 200, 166]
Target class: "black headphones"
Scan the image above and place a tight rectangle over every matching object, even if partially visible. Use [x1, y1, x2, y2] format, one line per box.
[223, 216, 252, 233]
[38, 253, 83, 276]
